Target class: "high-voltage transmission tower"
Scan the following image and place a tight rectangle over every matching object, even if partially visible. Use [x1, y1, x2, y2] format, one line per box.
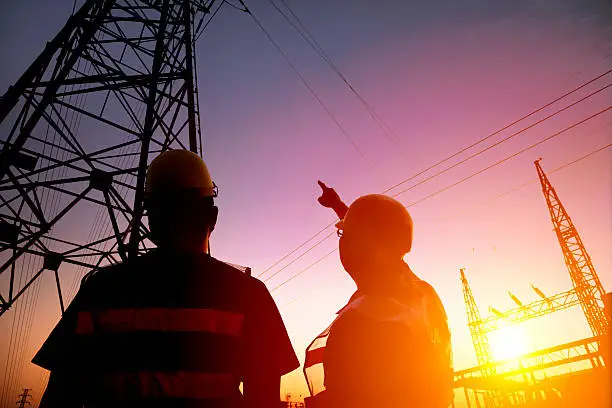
[0, 0, 221, 317]
[460, 268, 495, 378]
[459, 159, 608, 375]
[16, 388, 32, 408]
[534, 159, 607, 337]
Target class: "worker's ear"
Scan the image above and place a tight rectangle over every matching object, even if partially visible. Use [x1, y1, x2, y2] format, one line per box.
[206, 205, 218, 232]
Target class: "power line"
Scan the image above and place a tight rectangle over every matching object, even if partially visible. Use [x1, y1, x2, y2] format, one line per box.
[442, 123, 612, 221]
[381, 69, 612, 194]
[194, 0, 226, 41]
[239, 0, 371, 163]
[268, 107, 611, 293]
[390, 82, 611, 198]
[266, 0, 402, 146]
[400, 106, 610, 207]
[258, 72, 611, 285]
[277, 139, 612, 306]
[271, 247, 337, 292]
[255, 220, 336, 279]
[263, 230, 336, 283]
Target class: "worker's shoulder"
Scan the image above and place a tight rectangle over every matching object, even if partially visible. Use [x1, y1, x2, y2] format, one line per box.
[412, 278, 448, 320]
[79, 250, 157, 287]
[80, 252, 267, 294]
[208, 256, 267, 290]
[411, 277, 441, 300]
[80, 260, 128, 288]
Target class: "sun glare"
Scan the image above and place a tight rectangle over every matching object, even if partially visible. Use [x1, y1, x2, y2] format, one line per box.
[490, 324, 530, 361]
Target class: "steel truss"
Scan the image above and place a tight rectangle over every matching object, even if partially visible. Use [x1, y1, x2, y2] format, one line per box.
[483, 288, 580, 332]
[534, 159, 607, 337]
[457, 160, 609, 407]
[461, 268, 495, 373]
[0, 0, 220, 316]
[454, 336, 607, 408]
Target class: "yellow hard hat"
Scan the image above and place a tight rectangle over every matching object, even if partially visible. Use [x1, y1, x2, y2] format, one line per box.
[145, 150, 216, 197]
[337, 194, 413, 254]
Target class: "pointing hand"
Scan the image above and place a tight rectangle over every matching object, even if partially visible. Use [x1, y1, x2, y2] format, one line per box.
[317, 180, 341, 209]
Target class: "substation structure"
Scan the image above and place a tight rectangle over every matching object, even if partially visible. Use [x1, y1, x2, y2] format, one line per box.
[453, 160, 610, 408]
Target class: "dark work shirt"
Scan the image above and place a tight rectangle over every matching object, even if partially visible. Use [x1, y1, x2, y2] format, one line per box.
[33, 250, 299, 407]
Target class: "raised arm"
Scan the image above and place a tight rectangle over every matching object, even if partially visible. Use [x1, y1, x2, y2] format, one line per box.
[317, 181, 348, 220]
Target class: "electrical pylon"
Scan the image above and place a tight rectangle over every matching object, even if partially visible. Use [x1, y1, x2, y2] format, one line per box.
[16, 388, 31, 408]
[534, 159, 607, 337]
[0, 0, 219, 316]
[460, 268, 495, 374]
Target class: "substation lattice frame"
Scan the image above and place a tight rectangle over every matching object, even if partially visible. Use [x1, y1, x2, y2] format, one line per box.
[456, 160, 609, 407]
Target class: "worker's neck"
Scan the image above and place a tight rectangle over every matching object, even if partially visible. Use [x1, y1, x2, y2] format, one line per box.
[158, 240, 209, 255]
[356, 259, 411, 295]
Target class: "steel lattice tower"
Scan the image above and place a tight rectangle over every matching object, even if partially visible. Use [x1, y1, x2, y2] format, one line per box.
[534, 159, 607, 337]
[460, 268, 495, 374]
[0, 0, 219, 316]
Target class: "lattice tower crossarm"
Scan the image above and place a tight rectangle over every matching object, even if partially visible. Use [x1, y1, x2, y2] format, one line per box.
[483, 288, 580, 332]
[460, 268, 495, 374]
[0, 0, 218, 316]
[534, 159, 607, 337]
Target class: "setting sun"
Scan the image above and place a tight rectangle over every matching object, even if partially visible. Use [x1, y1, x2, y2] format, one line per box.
[489, 324, 530, 361]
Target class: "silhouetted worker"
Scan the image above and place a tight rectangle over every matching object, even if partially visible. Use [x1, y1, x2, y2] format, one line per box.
[33, 150, 299, 408]
[304, 181, 453, 408]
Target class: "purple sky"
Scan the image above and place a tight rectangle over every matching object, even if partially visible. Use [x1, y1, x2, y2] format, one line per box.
[1, 0, 611, 404]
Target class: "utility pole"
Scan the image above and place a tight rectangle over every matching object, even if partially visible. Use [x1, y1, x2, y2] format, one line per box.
[16, 388, 31, 408]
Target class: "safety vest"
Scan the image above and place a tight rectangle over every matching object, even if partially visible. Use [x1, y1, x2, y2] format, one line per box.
[304, 279, 453, 407]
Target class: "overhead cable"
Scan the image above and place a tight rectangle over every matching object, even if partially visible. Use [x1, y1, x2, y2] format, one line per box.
[276, 138, 612, 304]
[239, 0, 371, 163]
[259, 72, 611, 284]
[390, 83, 610, 198]
[268, 106, 611, 292]
[266, 0, 402, 145]
[255, 221, 336, 278]
[381, 69, 612, 194]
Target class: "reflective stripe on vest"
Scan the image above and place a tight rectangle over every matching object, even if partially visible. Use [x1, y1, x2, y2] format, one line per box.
[99, 371, 235, 399]
[75, 308, 244, 336]
[304, 324, 333, 397]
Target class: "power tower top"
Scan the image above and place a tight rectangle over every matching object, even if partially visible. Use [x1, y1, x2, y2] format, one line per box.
[534, 158, 607, 337]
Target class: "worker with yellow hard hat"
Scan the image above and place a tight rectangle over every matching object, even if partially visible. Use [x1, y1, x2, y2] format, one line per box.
[304, 182, 453, 408]
[33, 149, 299, 408]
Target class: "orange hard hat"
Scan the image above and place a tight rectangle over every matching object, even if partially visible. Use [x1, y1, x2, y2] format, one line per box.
[337, 194, 413, 254]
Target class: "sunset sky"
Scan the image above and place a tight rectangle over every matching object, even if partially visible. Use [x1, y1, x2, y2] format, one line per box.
[0, 0, 611, 405]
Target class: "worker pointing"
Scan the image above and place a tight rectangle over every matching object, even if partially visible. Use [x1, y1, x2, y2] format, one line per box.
[33, 150, 299, 408]
[304, 182, 453, 407]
